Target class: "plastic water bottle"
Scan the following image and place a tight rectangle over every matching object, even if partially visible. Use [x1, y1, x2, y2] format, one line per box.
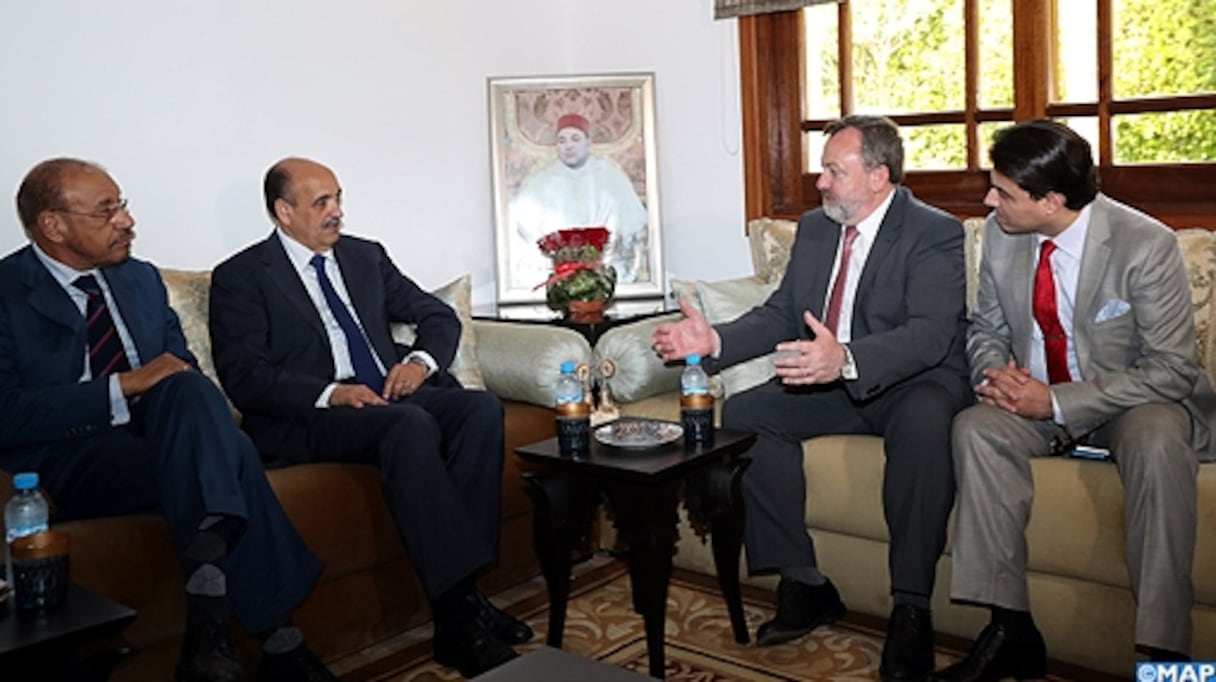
[555, 361, 590, 455]
[5, 472, 49, 584]
[681, 354, 714, 446]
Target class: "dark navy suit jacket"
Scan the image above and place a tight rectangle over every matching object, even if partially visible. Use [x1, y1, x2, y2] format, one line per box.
[208, 233, 461, 461]
[0, 245, 194, 450]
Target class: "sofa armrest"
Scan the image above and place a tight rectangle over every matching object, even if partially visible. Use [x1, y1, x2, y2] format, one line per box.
[472, 319, 593, 407]
[593, 313, 685, 403]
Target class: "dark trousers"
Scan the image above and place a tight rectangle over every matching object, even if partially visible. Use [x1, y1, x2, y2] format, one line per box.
[2, 371, 322, 635]
[303, 385, 504, 598]
[722, 369, 970, 597]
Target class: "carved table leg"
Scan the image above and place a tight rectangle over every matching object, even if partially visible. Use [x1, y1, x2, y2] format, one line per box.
[523, 473, 598, 648]
[605, 479, 680, 679]
[684, 457, 752, 644]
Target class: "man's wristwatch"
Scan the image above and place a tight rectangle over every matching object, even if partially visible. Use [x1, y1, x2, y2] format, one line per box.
[840, 344, 858, 381]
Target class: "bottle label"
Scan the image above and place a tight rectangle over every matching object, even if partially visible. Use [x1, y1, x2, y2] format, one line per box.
[682, 407, 714, 446]
[680, 392, 713, 409]
[557, 415, 591, 455]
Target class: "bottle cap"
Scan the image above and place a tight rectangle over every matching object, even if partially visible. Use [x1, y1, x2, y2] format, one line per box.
[13, 472, 39, 491]
[560, 361, 576, 373]
[686, 354, 702, 365]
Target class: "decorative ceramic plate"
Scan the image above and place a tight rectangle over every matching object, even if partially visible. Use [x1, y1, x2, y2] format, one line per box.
[594, 418, 684, 449]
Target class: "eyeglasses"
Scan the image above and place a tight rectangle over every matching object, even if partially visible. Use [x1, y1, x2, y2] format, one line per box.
[54, 198, 130, 222]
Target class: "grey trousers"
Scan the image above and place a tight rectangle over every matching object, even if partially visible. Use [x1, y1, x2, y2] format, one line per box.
[950, 402, 1198, 654]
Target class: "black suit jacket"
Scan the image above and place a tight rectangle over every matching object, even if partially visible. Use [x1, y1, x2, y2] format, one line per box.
[715, 187, 970, 401]
[0, 246, 195, 451]
[208, 232, 460, 460]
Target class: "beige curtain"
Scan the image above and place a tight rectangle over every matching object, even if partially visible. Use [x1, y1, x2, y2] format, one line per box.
[713, 0, 840, 20]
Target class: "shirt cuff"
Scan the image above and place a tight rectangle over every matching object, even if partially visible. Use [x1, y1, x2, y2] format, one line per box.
[404, 351, 437, 377]
[316, 383, 338, 408]
[1050, 390, 1066, 425]
[109, 375, 131, 426]
[711, 330, 723, 359]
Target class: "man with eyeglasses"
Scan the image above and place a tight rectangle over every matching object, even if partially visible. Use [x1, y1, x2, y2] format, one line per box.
[0, 158, 337, 682]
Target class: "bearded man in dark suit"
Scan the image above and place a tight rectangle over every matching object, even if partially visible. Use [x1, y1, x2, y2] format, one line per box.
[208, 157, 531, 679]
[652, 116, 971, 682]
[0, 158, 334, 682]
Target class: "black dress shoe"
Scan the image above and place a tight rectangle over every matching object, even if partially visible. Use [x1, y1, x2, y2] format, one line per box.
[175, 601, 244, 682]
[469, 589, 535, 644]
[931, 622, 1046, 682]
[755, 578, 846, 647]
[434, 617, 519, 678]
[258, 643, 339, 682]
[881, 604, 934, 681]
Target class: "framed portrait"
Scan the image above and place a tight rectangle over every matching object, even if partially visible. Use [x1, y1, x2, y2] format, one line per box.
[488, 72, 664, 311]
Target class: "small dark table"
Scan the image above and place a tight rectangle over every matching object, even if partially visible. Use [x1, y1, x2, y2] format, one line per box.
[472, 645, 649, 680]
[0, 584, 136, 680]
[516, 426, 756, 679]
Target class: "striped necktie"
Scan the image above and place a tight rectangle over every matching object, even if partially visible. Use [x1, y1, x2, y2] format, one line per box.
[72, 275, 131, 378]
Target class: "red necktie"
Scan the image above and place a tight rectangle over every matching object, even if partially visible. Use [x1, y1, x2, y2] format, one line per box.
[1032, 240, 1071, 384]
[824, 225, 859, 334]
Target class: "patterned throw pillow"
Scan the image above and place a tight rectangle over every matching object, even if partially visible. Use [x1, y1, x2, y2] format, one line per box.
[390, 274, 486, 390]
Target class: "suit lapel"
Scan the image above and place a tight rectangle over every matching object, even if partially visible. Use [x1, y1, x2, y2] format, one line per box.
[259, 235, 328, 340]
[333, 242, 395, 365]
[851, 188, 906, 332]
[100, 263, 150, 361]
[1073, 197, 1115, 370]
[19, 248, 85, 337]
[1007, 234, 1037, 364]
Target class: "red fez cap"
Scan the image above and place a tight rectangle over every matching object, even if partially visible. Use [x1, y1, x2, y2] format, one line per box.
[556, 113, 590, 135]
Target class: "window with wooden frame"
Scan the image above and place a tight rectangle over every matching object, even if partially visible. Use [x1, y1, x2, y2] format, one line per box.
[739, 0, 1216, 228]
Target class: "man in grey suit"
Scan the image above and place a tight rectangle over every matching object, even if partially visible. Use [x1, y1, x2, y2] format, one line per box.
[935, 120, 1212, 681]
[653, 115, 971, 681]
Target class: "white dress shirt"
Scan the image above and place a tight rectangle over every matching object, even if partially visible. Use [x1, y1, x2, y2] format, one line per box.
[1030, 205, 1091, 423]
[276, 230, 435, 407]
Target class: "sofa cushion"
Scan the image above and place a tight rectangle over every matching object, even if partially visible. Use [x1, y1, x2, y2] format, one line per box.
[671, 276, 779, 398]
[590, 314, 683, 404]
[472, 320, 594, 406]
[390, 273, 486, 389]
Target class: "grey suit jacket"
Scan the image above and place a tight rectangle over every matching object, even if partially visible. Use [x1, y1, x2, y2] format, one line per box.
[967, 194, 1216, 459]
[714, 186, 971, 402]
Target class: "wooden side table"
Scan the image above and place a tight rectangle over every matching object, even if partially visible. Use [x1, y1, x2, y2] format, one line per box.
[0, 584, 136, 681]
[515, 427, 756, 679]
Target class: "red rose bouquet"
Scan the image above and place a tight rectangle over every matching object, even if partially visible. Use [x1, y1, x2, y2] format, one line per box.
[535, 227, 617, 316]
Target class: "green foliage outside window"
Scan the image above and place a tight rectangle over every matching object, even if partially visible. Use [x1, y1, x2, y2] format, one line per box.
[805, 0, 1215, 168]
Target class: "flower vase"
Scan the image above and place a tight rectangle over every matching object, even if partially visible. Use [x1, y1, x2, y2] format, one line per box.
[566, 299, 606, 324]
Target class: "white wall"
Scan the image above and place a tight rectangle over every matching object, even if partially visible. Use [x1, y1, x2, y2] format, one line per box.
[0, 1, 751, 308]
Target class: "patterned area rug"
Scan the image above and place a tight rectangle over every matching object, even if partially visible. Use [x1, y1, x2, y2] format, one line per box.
[369, 570, 970, 681]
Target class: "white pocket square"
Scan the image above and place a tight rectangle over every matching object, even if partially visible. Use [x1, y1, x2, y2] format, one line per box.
[1094, 299, 1131, 323]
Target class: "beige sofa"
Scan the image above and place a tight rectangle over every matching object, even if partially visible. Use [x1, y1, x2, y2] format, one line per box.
[591, 217, 1216, 676]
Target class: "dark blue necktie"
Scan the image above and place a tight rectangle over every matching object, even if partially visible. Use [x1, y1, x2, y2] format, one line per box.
[310, 254, 384, 393]
[72, 275, 131, 378]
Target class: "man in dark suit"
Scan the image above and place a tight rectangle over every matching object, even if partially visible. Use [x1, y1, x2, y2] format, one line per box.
[208, 157, 530, 679]
[0, 158, 335, 682]
[934, 120, 1209, 680]
[653, 116, 971, 681]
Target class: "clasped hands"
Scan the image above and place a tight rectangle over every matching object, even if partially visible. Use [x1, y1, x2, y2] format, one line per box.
[651, 301, 846, 385]
[330, 361, 428, 408]
[975, 359, 1053, 420]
